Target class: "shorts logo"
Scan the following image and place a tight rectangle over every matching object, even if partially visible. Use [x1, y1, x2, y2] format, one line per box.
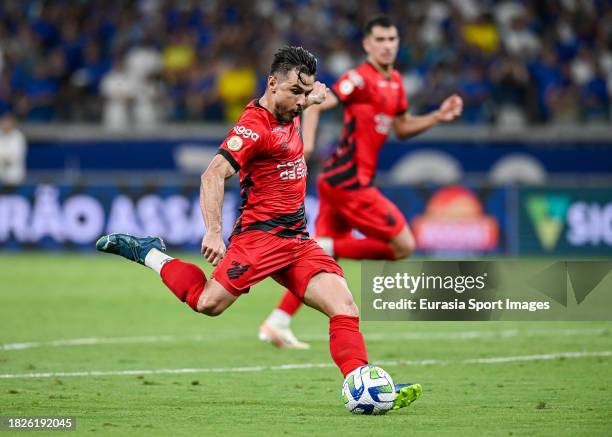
[227, 136, 243, 151]
[227, 261, 250, 279]
[386, 210, 397, 226]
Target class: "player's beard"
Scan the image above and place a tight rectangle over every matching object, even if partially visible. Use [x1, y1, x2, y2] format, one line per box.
[275, 107, 300, 123]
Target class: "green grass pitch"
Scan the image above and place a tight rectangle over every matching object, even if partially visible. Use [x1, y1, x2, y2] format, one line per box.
[1, 253, 611, 436]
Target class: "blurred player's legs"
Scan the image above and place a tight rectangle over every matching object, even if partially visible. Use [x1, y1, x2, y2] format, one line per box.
[261, 180, 416, 349]
[314, 180, 416, 260]
[258, 291, 310, 349]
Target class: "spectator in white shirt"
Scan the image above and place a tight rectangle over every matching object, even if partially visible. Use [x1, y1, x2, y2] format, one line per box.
[0, 112, 27, 185]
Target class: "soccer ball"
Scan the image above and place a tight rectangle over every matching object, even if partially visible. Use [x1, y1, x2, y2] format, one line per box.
[341, 365, 396, 415]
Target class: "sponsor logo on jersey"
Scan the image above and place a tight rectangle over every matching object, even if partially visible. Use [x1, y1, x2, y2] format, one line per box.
[233, 125, 260, 141]
[374, 113, 394, 135]
[277, 157, 307, 180]
[347, 70, 364, 88]
[227, 135, 243, 151]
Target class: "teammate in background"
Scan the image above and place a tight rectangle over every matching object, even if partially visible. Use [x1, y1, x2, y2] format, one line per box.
[96, 46, 421, 411]
[259, 15, 463, 349]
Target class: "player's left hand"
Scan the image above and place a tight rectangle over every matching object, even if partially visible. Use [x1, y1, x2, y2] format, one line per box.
[436, 94, 463, 122]
[306, 81, 328, 107]
[201, 232, 226, 266]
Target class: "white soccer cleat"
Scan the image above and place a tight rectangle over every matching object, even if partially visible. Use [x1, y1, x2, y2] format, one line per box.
[258, 322, 310, 349]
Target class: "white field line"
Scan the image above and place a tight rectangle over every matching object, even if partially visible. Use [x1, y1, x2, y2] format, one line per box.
[0, 351, 610, 380]
[0, 328, 608, 351]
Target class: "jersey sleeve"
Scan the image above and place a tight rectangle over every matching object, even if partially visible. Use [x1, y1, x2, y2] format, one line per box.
[217, 116, 267, 171]
[332, 69, 368, 104]
[396, 78, 409, 116]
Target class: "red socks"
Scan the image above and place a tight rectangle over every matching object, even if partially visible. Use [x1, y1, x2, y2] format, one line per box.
[160, 259, 206, 311]
[277, 295, 368, 377]
[329, 315, 369, 377]
[276, 290, 302, 316]
[334, 237, 395, 260]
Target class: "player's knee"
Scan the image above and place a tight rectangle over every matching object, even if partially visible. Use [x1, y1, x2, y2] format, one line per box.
[196, 296, 226, 317]
[392, 242, 413, 260]
[344, 300, 360, 318]
[197, 302, 225, 317]
[329, 294, 360, 318]
[391, 234, 415, 260]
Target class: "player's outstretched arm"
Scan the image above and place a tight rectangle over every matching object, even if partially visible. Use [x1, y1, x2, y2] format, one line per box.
[302, 85, 339, 158]
[200, 154, 236, 266]
[392, 94, 463, 140]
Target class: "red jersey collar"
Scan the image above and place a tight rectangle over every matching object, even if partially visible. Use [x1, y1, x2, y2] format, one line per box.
[365, 60, 394, 80]
[252, 98, 293, 125]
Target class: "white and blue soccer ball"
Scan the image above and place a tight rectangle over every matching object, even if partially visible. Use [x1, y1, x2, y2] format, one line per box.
[341, 365, 396, 415]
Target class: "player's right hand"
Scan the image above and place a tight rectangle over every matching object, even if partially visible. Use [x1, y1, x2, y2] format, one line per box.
[201, 233, 226, 266]
[436, 94, 463, 122]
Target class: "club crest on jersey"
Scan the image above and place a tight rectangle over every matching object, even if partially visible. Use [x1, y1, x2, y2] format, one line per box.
[339, 79, 355, 95]
[227, 135, 243, 151]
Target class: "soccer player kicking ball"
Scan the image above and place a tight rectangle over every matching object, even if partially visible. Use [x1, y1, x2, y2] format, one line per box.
[259, 15, 463, 349]
[96, 46, 420, 412]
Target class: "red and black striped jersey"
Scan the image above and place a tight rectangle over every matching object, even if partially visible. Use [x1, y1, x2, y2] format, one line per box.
[322, 62, 408, 188]
[217, 100, 308, 240]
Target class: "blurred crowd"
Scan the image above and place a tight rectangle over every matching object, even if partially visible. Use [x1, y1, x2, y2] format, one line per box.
[0, 0, 611, 128]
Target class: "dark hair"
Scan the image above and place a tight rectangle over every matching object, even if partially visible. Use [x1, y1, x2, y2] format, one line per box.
[363, 14, 396, 35]
[270, 46, 317, 78]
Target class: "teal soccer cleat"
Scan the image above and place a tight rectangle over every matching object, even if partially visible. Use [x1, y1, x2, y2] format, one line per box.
[392, 383, 422, 411]
[95, 233, 166, 265]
